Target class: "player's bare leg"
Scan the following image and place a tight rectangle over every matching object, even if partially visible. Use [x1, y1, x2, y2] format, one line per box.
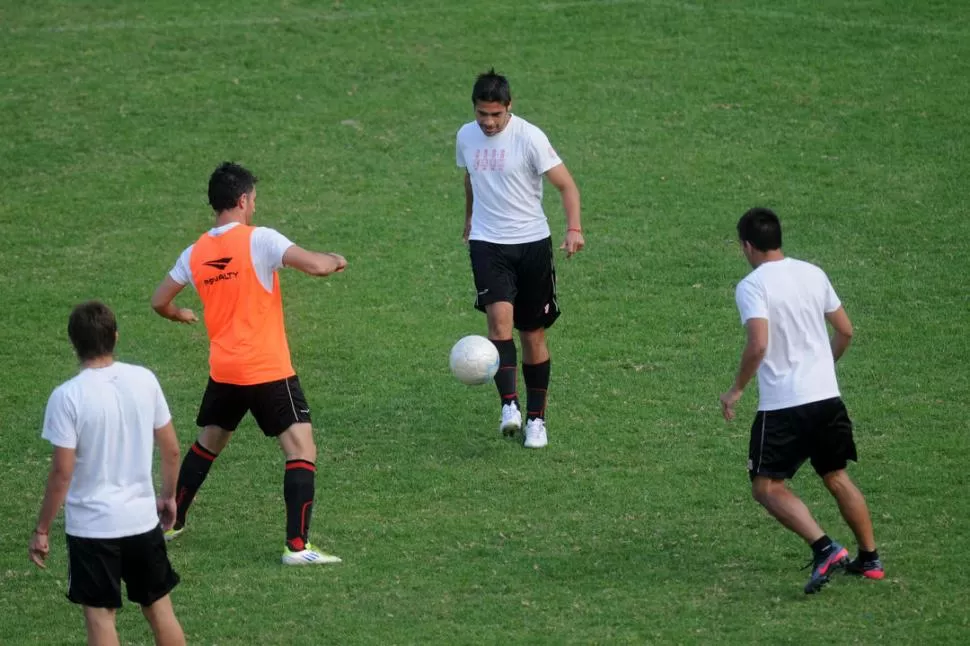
[487, 302, 521, 435]
[520, 328, 549, 364]
[83, 607, 120, 646]
[752, 476, 849, 593]
[278, 423, 339, 565]
[198, 425, 232, 454]
[141, 595, 186, 646]
[278, 422, 316, 463]
[485, 302, 514, 341]
[751, 477, 825, 542]
[821, 470, 875, 551]
[822, 469, 884, 579]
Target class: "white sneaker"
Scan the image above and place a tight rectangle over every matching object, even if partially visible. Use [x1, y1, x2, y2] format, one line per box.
[281, 543, 342, 566]
[499, 402, 522, 436]
[523, 418, 548, 449]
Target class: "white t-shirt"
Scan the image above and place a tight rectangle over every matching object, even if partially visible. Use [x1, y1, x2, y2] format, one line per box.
[42, 362, 172, 539]
[456, 114, 563, 244]
[169, 222, 294, 292]
[735, 257, 842, 411]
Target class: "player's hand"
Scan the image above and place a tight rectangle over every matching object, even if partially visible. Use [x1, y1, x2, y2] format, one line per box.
[157, 497, 177, 531]
[174, 308, 198, 324]
[462, 221, 471, 245]
[28, 531, 49, 569]
[560, 229, 585, 258]
[719, 387, 743, 421]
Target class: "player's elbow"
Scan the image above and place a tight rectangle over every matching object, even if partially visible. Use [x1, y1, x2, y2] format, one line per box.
[150, 294, 169, 315]
[49, 463, 73, 485]
[163, 446, 181, 467]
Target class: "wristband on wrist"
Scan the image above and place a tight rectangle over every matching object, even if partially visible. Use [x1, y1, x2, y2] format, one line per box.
[567, 228, 582, 233]
[34, 529, 48, 536]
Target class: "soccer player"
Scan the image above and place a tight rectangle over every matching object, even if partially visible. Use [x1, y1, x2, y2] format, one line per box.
[150, 162, 347, 565]
[720, 207, 884, 594]
[29, 301, 185, 646]
[456, 69, 584, 449]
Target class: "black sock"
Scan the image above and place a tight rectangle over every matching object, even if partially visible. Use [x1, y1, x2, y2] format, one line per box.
[523, 360, 551, 422]
[284, 460, 316, 551]
[491, 338, 518, 409]
[810, 535, 834, 558]
[174, 441, 218, 528]
[859, 549, 879, 562]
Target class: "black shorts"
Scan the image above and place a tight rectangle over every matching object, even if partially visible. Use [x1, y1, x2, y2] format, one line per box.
[748, 397, 858, 480]
[196, 375, 311, 437]
[468, 237, 561, 331]
[66, 525, 179, 609]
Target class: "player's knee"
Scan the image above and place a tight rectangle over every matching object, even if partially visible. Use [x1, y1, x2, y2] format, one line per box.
[278, 423, 316, 462]
[199, 426, 231, 454]
[141, 595, 177, 623]
[83, 606, 117, 629]
[300, 443, 318, 463]
[519, 328, 547, 355]
[486, 303, 514, 336]
[821, 469, 851, 494]
[751, 477, 782, 505]
[487, 319, 514, 339]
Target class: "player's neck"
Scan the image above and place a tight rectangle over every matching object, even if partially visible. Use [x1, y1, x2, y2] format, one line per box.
[81, 355, 115, 370]
[214, 210, 248, 227]
[751, 250, 785, 268]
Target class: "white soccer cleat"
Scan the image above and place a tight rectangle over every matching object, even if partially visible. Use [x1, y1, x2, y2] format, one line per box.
[523, 418, 548, 449]
[281, 544, 342, 566]
[499, 402, 522, 436]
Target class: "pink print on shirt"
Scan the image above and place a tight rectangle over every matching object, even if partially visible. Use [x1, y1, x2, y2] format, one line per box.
[473, 148, 506, 172]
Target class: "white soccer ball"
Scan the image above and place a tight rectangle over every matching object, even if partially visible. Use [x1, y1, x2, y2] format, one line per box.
[449, 335, 500, 386]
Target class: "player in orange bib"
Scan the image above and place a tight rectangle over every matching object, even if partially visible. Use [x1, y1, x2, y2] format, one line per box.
[150, 162, 347, 565]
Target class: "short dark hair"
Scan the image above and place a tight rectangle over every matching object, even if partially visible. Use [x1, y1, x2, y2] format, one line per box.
[208, 162, 258, 212]
[472, 69, 511, 106]
[737, 207, 782, 251]
[68, 301, 117, 361]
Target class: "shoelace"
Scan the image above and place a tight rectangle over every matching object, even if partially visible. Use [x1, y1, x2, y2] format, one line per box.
[801, 553, 831, 571]
[802, 549, 847, 571]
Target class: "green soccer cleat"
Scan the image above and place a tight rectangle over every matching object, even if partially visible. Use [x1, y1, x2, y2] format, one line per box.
[163, 525, 185, 542]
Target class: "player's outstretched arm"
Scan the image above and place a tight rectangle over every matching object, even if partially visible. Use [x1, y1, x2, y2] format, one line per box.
[282, 246, 347, 277]
[825, 306, 854, 362]
[545, 164, 584, 258]
[151, 277, 198, 324]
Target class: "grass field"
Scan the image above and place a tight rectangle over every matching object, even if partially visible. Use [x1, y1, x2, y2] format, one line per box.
[2, 0, 969, 643]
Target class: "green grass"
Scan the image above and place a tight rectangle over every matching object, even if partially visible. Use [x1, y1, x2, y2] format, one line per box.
[2, 0, 969, 643]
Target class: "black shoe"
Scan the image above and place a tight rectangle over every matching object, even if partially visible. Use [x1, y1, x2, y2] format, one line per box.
[804, 542, 850, 594]
[845, 557, 885, 580]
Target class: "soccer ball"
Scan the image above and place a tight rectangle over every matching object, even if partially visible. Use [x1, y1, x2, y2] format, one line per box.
[449, 335, 499, 386]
